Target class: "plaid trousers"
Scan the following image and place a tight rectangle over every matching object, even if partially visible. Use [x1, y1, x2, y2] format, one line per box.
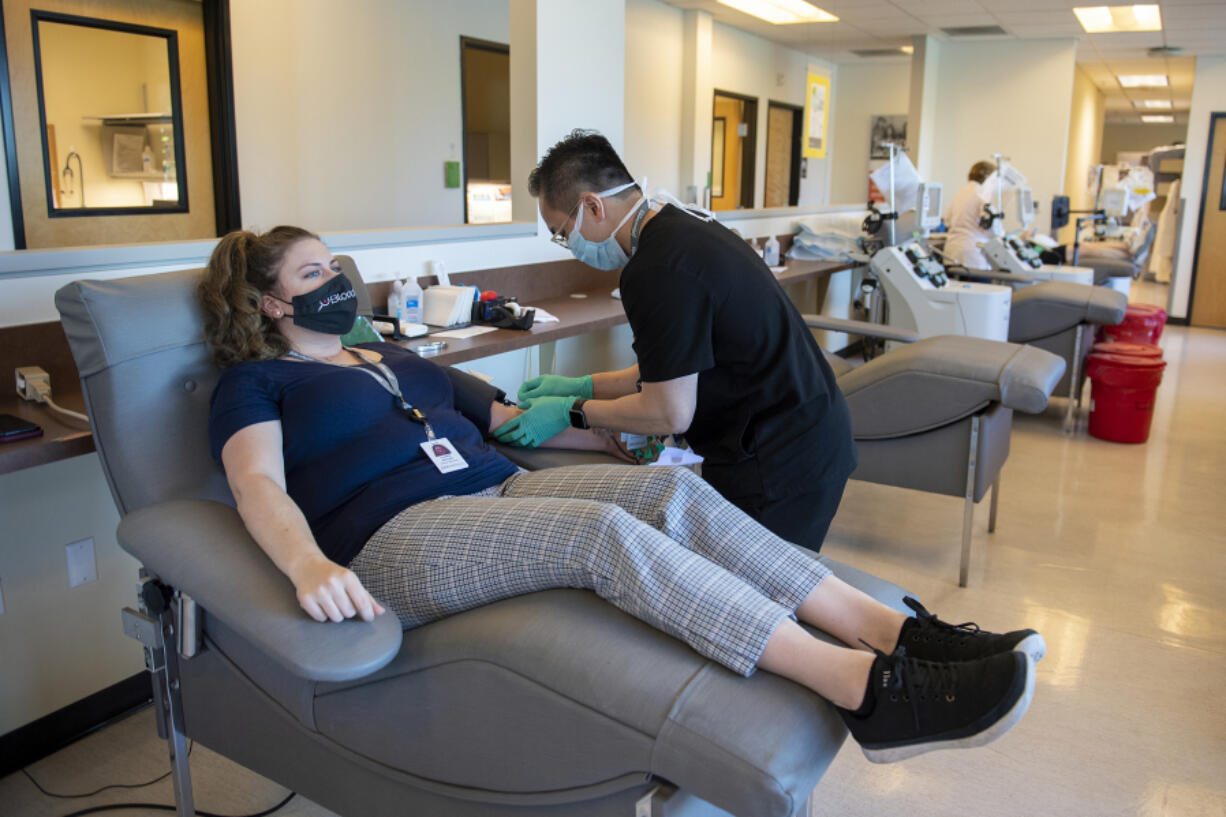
[348, 464, 831, 676]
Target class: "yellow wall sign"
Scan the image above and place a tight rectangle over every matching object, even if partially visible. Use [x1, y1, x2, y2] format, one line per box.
[803, 73, 830, 159]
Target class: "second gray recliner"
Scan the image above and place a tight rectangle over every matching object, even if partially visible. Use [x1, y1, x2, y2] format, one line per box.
[805, 323, 1065, 586]
[1008, 281, 1127, 430]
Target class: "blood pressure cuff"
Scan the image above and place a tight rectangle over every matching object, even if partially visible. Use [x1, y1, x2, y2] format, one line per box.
[443, 367, 507, 436]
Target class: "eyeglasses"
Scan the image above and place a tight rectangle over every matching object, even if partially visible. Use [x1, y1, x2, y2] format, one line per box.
[549, 200, 582, 249]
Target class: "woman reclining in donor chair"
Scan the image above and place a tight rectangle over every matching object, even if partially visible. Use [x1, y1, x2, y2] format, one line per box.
[200, 225, 1047, 764]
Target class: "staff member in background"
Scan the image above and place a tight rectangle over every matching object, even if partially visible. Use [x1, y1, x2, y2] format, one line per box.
[493, 129, 856, 552]
[943, 160, 1004, 270]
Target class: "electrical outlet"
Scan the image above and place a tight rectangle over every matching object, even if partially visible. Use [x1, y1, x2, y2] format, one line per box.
[15, 366, 50, 402]
[65, 538, 98, 588]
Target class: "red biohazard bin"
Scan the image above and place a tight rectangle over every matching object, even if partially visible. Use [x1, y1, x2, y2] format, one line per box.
[1091, 341, 1163, 361]
[1086, 352, 1167, 443]
[1101, 304, 1168, 345]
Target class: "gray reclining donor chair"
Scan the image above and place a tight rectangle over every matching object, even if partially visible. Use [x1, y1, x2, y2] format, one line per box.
[55, 261, 912, 817]
[1006, 281, 1126, 430]
[945, 270, 1128, 431]
[803, 320, 1064, 587]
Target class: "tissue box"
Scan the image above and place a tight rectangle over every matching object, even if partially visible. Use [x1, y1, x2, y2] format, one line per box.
[422, 285, 477, 327]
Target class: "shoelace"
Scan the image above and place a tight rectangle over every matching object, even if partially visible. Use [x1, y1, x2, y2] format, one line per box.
[904, 595, 982, 637]
[863, 640, 960, 730]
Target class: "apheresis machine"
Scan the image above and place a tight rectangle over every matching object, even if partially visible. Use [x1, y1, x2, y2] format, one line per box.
[870, 240, 1012, 343]
[980, 187, 1095, 286]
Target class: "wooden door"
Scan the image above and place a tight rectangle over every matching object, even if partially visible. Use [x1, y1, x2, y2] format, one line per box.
[711, 95, 742, 211]
[764, 105, 793, 208]
[1191, 114, 1226, 328]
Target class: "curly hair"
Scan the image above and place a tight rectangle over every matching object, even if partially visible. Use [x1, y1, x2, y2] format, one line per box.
[198, 226, 319, 368]
[527, 129, 635, 213]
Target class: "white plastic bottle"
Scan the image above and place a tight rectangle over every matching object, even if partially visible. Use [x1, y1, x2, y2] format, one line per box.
[388, 280, 403, 324]
[141, 145, 154, 175]
[764, 235, 780, 267]
[401, 277, 422, 325]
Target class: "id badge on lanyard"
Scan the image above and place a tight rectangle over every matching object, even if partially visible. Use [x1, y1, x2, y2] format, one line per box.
[291, 346, 470, 473]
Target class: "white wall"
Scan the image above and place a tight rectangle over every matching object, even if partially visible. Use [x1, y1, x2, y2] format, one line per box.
[709, 22, 833, 207]
[624, 0, 684, 195]
[0, 455, 139, 734]
[1171, 56, 1226, 320]
[829, 60, 911, 206]
[230, 0, 509, 233]
[927, 39, 1078, 234]
[1062, 66, 1105, 243]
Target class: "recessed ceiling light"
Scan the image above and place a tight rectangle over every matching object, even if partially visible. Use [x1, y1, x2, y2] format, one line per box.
[1141, 115, 1174, 123]
[715, 0, 837, 25]
[1118, 74, 1168, 88]
[1073, 5, 1162, 34]
[1135, 99, 1172, 109]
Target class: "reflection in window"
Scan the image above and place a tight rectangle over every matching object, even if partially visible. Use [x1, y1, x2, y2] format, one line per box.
[33, 14, 186, 214]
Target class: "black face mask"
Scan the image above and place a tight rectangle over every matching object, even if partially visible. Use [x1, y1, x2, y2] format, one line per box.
[272, 273, 358, 335]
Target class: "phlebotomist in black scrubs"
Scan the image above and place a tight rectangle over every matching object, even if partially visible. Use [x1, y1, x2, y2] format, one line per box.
[493, 130, 856, 551]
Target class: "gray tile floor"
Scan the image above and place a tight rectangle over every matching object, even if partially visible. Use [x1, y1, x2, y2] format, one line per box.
[4, 283, 1223, 817]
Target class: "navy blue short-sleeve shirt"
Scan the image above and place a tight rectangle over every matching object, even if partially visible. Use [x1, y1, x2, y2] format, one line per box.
[208, 342, 517, 566]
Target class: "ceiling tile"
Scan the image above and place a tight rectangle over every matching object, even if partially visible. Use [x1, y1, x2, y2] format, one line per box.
[1161, 4, 1226, 22]
[912, 12, 1001, 26]
[1007, 22, 1087, 36]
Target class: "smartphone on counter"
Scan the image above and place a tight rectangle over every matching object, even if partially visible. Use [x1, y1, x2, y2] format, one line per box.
[0, 413, 43, 443]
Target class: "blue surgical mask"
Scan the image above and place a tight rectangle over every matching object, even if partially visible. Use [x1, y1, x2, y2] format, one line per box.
[565, 181, 646, 271]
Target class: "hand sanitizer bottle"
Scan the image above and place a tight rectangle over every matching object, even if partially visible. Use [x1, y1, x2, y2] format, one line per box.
[401, 277, 422, 325]
[764, 235, 780, 267]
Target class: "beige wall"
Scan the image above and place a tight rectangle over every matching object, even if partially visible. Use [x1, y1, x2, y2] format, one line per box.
[230, 0, 508, 234]
[927, 38, 1078, 234]
[1100, 122, 1188, 165]
[1061, 66, 1105, 243]
[624, 0, 684, 196]
[829, 60, 911, 206]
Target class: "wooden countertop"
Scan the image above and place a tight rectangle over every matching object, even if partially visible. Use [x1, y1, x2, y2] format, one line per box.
[400, 257, 858, 367]
[0, 256, 859, 474]
[0, 393, 94, 476]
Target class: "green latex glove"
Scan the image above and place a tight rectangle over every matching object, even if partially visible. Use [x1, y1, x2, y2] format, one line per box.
[517, 374, 593, 406]
[492, 396, 576, 448]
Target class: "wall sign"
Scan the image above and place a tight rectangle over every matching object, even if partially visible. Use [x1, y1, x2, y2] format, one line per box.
[803, 73, 829, 159]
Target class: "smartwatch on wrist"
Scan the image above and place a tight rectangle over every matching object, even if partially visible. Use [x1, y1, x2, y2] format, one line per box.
[569, 398, 590, 430]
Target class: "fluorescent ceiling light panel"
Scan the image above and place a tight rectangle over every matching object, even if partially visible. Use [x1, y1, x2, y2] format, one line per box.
[1141, 115, 1174, 123]
[1135, 99, 1172, 109]
[715, 0, 837, 25]
[1118, 74, 1168, 87]
[1073, 5, 1162, 33]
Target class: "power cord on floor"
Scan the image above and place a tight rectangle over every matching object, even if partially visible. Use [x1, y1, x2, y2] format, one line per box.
[52, 791, 295, 817]
[22, 738, 296, 817]
[22, 741, 192, 799]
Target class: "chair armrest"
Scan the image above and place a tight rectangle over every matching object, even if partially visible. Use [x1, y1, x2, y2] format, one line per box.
[801, 314, 920, 343]
[491, 441, 627, 470]
[947, 268, 1036, 286]
[118, 499, 403, 682]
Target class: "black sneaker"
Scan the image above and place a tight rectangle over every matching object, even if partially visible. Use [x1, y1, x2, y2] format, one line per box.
[897, 596, 1047, 664]
[838, 647, 1035, 764]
